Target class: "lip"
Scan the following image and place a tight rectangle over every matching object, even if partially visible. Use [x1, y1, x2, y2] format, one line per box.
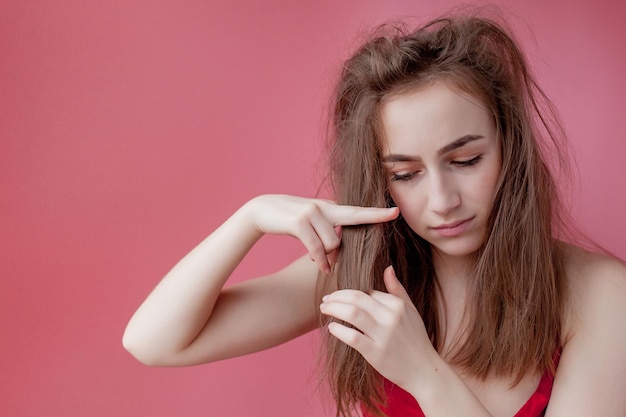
[431, 217, 475, 237]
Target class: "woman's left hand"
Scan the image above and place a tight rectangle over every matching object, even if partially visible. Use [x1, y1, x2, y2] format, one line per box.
[320, 266, 438, 393]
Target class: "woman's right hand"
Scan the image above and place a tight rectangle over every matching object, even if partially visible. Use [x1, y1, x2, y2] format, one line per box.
[123, 194, 398, 366]
[242, 195, 400, 274]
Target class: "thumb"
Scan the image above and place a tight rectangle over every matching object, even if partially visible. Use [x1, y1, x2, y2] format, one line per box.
[383, 265, 411, 302]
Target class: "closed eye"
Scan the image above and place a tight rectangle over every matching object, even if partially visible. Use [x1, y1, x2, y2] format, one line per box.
[391, 172, 417, 182]
[451, 155, 482, 167]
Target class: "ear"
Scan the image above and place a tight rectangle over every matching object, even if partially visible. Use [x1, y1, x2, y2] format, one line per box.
[383, 265, 411, 302]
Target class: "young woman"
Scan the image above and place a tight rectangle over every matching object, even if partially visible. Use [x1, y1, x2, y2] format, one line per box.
[123, 14, 626, 417]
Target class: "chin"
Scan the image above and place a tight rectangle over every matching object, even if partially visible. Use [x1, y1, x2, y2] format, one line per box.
[429, 238, 484, 259]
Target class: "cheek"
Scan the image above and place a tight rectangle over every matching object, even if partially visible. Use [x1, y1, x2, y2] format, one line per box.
[389, 186, 426, 219]
[475, 160, 502, 205]
[389, 186, 409, 208]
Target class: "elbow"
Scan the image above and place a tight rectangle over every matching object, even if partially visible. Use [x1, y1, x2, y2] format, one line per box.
[122, 324, 216, 367]
[122, 328, 169, 367]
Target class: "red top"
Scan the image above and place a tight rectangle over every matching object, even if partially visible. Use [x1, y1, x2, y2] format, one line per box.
[362, 351, 561, 417]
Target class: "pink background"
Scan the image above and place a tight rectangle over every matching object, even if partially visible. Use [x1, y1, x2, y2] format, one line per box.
[2, 0, 624, 416]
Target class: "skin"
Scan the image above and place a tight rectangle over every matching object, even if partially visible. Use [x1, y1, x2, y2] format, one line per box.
[123, 82, 626, 416]
[380, 82, 501, 268]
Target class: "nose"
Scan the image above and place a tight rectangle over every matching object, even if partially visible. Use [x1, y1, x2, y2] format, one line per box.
[427, 172, 460, 215]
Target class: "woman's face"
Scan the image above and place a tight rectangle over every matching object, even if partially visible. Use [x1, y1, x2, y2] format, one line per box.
[380, 81, 501, 261]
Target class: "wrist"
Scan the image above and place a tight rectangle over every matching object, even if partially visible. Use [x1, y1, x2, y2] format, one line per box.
[236, 197, 265, 240]
[404, 348, 447, 403]
[406, 354, 492, 417]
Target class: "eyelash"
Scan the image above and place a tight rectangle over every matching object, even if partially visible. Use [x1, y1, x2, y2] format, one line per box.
[452, 155, 483, 167]
[391, 172, 418, 182]
[390, 155, 483, 182]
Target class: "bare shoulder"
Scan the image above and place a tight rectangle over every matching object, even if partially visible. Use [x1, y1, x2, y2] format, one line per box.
[561, 244, 626, 336]
[547, 244, 626, 415]
[561, 244, 626, 338]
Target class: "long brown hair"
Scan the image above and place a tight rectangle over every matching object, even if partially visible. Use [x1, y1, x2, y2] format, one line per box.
[321, 13, 567, 417]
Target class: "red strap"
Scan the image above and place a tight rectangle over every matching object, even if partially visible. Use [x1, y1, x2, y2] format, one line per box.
[364, 348, 561, 417]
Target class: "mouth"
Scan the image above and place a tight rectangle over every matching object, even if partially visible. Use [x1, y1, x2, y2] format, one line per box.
[431, 217, 475, 236]
[432, 217, 474, 230]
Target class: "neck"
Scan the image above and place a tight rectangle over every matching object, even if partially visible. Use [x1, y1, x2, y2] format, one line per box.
[432, 249, 474, 289]
[432, 250, 475, 354]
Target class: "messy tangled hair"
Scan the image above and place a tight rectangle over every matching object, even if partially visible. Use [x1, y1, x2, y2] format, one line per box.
[321, 14, 567, 417]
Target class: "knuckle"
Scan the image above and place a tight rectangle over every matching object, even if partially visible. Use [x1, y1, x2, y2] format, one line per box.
[345, 290, 364, 304]
[343, 330, 361, 346]
[302, 202, 321, 218]
[327, 234, 341, 251]
[389, 298, 405, 312]
[293, 214, 311, 231]
[344, 305, 361, 323]
[308, 246, 326, 262]
[383, 309, 402, 328]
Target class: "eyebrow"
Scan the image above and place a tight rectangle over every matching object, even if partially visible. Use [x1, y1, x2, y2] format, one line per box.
[382, 134, 485, 162]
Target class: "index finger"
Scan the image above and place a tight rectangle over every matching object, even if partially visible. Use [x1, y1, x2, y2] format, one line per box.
[325, 205, 399, 227]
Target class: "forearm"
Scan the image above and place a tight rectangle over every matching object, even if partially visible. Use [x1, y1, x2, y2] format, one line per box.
[122, 202, 261, 365]
[123, 195, 399, 366]
[408, 355, 492, 417]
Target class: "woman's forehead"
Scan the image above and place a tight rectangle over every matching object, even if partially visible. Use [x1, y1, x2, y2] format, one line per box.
[379, 81, 494, 153]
